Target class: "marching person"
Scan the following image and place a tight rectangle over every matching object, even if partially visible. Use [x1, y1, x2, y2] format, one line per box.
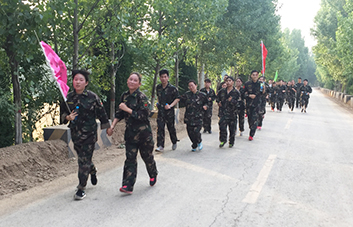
[177, 80, 208, 151]
[268, 79, 276, 111]
[235, 77, 245, 136]
[257, 76, 267, 130]
[300, 79, 313, 113]
[61, 70, 111, 200]
[216, 76, 240, 148]
[107, 72, 158, 194]
[200, 78, 217, 134]
[243, 70, 264, 141]
[275, 80, 286, 112]
[295, 77, 303, 108]
[155, 69, 179, 152]
[286, 80, 296, 111]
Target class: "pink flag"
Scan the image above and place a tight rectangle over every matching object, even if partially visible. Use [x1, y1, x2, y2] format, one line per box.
[40, 41, 69, 101]
[261, 42, 268, 75]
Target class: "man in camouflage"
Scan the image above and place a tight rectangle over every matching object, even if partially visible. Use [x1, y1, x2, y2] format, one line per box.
[155, 69, 179, 152]
[286, 80, 296, 111]
[243, 70, 264, 141]
[267, 79, 276, 111]
[108, 72, 158, 194]
[295, 77, 303, 108]
[200, 78, 217, 134]
[235, 77, 246, 136]
[177, 80, 208, 151]
[275, 80, 286, 112]
[257, 76, 267, 130]
[61, 70, 110, 200]
[299, 79, 313, 113]
[216, 76, 240, 148]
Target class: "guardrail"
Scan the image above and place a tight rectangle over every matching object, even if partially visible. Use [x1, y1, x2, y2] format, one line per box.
[319, 88, 353, 106]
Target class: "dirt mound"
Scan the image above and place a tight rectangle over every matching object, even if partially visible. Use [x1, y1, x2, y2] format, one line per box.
[0, 140, 74, 197]
[0, 106, 217, 200]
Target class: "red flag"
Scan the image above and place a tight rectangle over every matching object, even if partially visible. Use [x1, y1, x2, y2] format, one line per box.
[40, 41, 69, 101]
[261, 42, 268, 75]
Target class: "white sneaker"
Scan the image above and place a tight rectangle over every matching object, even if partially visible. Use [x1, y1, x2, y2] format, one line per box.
[155, 146, 164, 152]
[172, 143, 177, 150]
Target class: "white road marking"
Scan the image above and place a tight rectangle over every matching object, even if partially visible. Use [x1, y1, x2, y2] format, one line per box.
[242, 154, 277, 204]
[285, 118, 293, 129]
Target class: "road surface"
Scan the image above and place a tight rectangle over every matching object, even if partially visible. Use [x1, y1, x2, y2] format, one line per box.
[1, 89, 353, 227]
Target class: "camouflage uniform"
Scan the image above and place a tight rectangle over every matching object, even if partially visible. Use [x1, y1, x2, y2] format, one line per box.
[258, 83, 268, 127]
[200, 87, 216, 133]
[61, 89, 110, 190]
[236, 86, 246, 132]
[299, 85, 312, 108]
[275, 85, 286, 111]
[156, 82, 179, 148]
[268, 84, 276, 110]
[295, 82, 303, 108]
[179, 91, 208, 149]
[216, 87, 240, 145]
[243, 80, 262, 137]
[115, 89, 158, 191]
[286, 85, 296, 111]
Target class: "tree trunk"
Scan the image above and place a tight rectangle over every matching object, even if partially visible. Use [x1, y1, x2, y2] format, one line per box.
[11, 57, 22, 144]
[110, 42, 116, 120]
[151, 62, 160, 109]
[73, 0, 79, 70]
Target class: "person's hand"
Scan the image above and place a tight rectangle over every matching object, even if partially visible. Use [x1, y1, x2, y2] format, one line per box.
[218, 102, 222, 107]
[228, 97, 232, 101]
[66, 111, 78, 121]
[208, 97, 212, 101]
[203, 105, 207, 110]
[249, 94, 256, 99]
[165, 104, 171, 110]
[106, 127, 113, 136]
[119, 103, 129, 112]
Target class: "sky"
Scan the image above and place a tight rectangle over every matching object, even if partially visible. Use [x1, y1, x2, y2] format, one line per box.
[277, 0, 322, 51]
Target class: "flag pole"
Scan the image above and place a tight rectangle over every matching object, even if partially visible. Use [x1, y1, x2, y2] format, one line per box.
[34, 31, 71, 112]
[261, 40, 264, 77]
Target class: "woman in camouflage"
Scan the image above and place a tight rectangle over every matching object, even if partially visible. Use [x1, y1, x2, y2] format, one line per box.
[107, 72, 158, 194]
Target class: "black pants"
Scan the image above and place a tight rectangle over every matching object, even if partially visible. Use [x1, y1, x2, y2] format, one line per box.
[219, 117, 236, 144]
[74, 143, 96, 190]
[157, 112, 178, 147]
[186, 124, 202, 149]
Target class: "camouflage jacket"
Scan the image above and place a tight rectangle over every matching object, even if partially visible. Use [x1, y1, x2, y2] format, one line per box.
[156, 82, 179, 117]
[216, 87, 240, 119]
[275, 85, 286, 99]
[299, 85, 312, 98]
[200, 87, 217, 107]
[243, 80, 262, 107]
[61, 89, 110, 144]
[286, 85, 296, 97]
[115, 89, 153, 143]
[179, 91, 208, 126]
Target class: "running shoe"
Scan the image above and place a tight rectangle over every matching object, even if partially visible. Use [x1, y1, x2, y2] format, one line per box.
[120, 186, 133, 194]
[74, 189, 86, 200]
[150, 176, 157, 186]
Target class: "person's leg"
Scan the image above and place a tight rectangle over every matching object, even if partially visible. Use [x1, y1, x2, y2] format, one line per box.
[156, 114, 166, 148]
[238, 107, 245, 132]
[122, 142, 138, 191]
[139, 136, 158, 180]
[75, 143, 95, 190]
[229, 119, 236, 145]
[219, 117, 227, 143]
[187, 124, 197, 149]
[248, 106, 259, 137]
[166, 114, 178, 145]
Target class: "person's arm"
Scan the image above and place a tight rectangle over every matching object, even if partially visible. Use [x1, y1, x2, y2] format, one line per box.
[95, 95, 110, 130]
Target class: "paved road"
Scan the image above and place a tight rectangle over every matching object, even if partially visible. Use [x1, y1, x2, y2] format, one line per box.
[1, 89, 353, 227]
